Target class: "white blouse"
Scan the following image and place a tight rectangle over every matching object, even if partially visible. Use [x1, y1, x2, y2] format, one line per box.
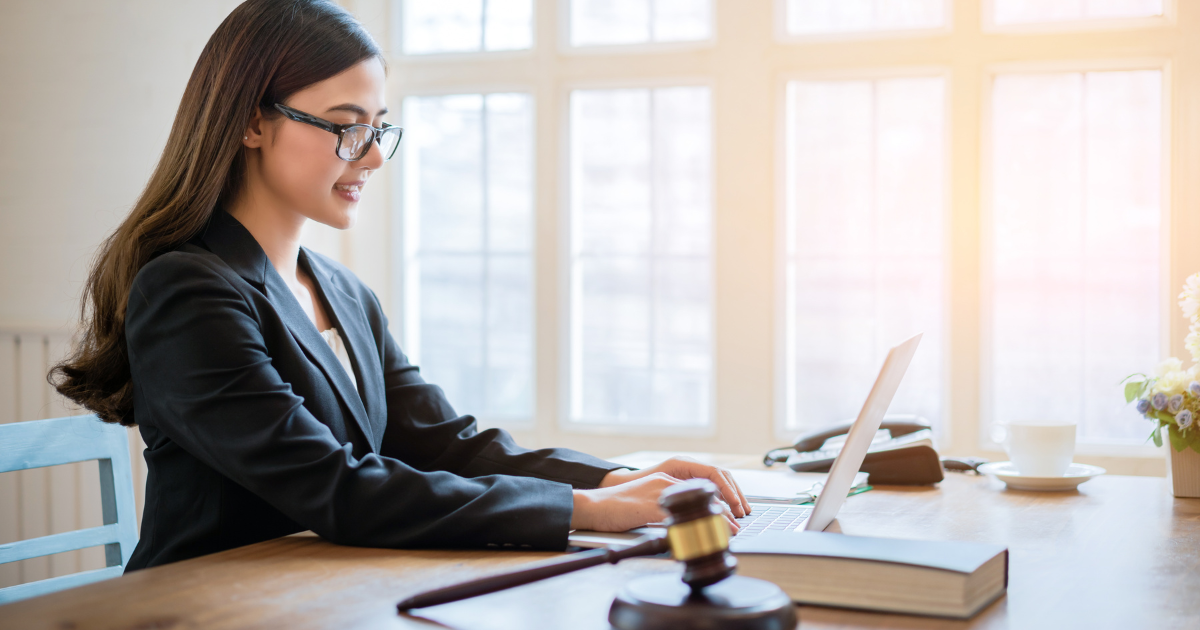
[319, 327, 357, 393]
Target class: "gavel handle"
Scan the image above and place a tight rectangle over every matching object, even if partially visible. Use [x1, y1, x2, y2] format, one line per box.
[397, 534, 670, 611]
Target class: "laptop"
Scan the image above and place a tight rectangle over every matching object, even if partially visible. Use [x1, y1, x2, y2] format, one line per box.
[568, 333, 922, 550]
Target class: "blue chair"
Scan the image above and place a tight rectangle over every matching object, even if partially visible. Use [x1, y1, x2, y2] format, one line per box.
[0, 415, 138, 604]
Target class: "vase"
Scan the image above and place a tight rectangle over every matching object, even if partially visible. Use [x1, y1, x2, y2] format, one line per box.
[1166, 442, 1200, 498]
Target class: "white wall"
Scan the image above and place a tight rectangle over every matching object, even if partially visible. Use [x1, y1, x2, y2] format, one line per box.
[0, 0, 247, 327]
[0, 0, 245, 591]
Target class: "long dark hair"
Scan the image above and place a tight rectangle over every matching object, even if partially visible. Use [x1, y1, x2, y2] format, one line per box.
[51, 0, 382, 425]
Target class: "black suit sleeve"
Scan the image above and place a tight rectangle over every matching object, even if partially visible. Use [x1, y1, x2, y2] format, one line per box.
[367, 291, 625, 489]
[126, 253, 579, 550]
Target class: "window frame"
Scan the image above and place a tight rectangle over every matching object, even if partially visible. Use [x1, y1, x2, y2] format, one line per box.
[981, 0, 1176, 34]
[392, 0, 540, 59]
[977, 56, 1174, 458]
[558, 76, 719, 436]
[772, 66, 956, 445]
[371, 0, 1199, 473]
[393, 85, 540, 430]
[773, 0, 955, 43]
[558, 0, 718, 54]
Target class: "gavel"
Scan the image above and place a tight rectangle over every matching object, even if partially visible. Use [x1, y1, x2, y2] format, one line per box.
[396, 479, 737, 611]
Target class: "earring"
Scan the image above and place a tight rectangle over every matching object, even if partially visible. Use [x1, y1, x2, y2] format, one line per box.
[243, 136, 248, 140]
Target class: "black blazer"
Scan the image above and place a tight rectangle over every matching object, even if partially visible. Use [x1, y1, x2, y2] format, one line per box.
[123, 209, 622, 571]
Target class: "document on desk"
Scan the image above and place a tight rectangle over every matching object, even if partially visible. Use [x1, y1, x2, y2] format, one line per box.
[606, 451, 868, 505]
[730, 469, 870, 505]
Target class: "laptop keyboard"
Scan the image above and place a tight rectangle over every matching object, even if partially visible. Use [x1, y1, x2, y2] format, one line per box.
[734, 504, 812, 538]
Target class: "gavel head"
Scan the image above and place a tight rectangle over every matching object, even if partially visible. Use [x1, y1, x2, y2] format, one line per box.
[659, 480, 738, 590]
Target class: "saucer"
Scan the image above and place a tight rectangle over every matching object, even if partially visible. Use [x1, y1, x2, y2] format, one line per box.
[977, 461, 1106, 491]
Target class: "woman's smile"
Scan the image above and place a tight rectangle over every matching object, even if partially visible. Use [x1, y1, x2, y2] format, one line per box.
[333, 179, 366, 202]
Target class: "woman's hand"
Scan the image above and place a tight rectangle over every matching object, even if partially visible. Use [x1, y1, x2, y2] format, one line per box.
[569, 457, 751, 533]
[600, 457, 751, 517]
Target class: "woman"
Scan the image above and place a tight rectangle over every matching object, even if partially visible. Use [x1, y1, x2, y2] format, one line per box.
[52, 0, 748, 571]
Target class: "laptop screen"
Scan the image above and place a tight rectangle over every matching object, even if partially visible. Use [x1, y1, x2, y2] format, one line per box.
[804, 333, 922, 532]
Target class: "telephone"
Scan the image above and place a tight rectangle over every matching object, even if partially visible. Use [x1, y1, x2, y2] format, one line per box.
[763, 415, 945, 485]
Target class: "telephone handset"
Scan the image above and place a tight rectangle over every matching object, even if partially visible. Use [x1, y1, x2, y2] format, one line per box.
[764, 415, 945, 485]
[789, 418, 932, 453]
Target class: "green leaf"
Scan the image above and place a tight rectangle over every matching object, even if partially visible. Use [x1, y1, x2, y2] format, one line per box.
[1190, 439, 1200, 455]
[1125, 380, 1145, 404]
[1168, 425, 1187, 452]
[1152, 426, 1164, 447]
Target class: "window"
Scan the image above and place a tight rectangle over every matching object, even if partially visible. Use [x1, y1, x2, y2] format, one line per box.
[782, 76, 946, 433]
[379, 1, 1193, 471]
[568, 86, 712, 428]
[568, 0, 712, 47]
[783, 0, 947, 36]
[988, 69, 1163, 444]
[991, 0, 1163, 27]
[402, 0, 533, 54]
[402, 93, 535, 425]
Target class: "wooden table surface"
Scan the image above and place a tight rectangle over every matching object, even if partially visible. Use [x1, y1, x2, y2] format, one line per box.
[2, 469, 1198, 630]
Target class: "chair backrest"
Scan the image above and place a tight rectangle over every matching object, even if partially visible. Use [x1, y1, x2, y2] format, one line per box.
[0, 415, 138, 604]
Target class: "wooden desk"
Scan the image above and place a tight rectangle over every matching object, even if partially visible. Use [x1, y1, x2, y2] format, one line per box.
[2, 472, 1198, 629]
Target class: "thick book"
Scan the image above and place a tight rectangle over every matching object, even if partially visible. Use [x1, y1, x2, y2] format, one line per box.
[731, 531, 1008, 619]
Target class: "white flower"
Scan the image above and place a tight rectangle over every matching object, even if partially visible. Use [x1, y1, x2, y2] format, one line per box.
[1187, 325, 1200, 365]
[1154, 369, 1191, 397]
[1156, 358, 1184, 379]
[1180, 272, 1200, 322]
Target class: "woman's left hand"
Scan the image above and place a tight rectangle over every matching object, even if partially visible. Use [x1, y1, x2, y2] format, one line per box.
[598, 457, 751, 518]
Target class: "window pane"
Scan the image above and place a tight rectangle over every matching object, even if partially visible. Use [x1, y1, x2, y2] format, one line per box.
[404, 0, 482, 54]
[487, 94, 534, 252]
[571, 0, 649, 46]
[416, 255, 486, 413]
[784, 77, 945, 433]
[993, 0, 1162, 26]
[570, 0, 711, 47]
[572, 89, 652, 256]
[655, 87, 712, 256]
[654, 0, 712, 42]
[990, 70, 1162, 444]
[576, 258, 652, 421]
[484, 0, 534, 50]
[487, 256, 534, 416]
[403, 93, 535, 424]
[403, 0, 532, 54]
[786, 0, 945, 35]
[408, 95, 484, 254]
[570, 87, 712, 427]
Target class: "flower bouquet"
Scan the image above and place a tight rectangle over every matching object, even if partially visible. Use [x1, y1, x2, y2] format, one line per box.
[1123, 272, 1200, 497]
[1123, 358, 1199, 453]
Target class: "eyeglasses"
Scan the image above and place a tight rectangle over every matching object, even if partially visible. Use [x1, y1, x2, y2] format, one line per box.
[273, 103, 403, 162]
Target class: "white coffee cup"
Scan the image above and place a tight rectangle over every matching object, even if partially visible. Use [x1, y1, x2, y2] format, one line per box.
[992, 421, 1077, 477]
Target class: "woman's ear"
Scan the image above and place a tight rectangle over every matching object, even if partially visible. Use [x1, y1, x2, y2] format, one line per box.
[243, 108, 266, 149]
